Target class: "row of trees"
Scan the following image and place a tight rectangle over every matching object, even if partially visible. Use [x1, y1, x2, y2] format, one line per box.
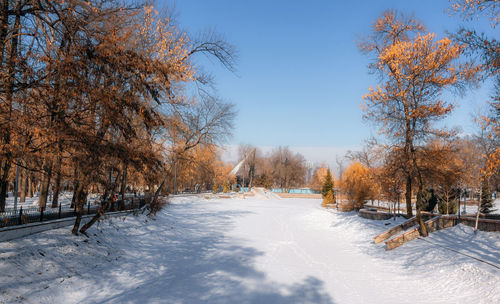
[340, 1, 498, 235]
[341, 137, 498, 212]
[235, 145, 307, 192]
[0, 0, 235, 234]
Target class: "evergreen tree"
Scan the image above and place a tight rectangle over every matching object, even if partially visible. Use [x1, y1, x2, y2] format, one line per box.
[480, 178, 494, 214]
[322, 170, 334, 199]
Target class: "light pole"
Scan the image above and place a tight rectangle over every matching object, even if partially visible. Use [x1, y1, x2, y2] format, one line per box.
[334, 187, 340, 210]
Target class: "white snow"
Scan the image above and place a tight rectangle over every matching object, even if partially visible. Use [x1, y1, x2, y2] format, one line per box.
[0, 196, 499, 303]
[367, 198, 500, 215]
[3, 191, 101, 210]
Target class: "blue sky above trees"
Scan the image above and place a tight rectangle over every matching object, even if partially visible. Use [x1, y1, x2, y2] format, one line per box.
[160, 0, 496, 166]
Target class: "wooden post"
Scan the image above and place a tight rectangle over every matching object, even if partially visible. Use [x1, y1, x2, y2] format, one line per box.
[18, 206, 23, 225]
[475, 186, 481, 233]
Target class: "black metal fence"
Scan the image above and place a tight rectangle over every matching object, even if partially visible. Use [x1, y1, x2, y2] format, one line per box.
[0, 197, 147, 228]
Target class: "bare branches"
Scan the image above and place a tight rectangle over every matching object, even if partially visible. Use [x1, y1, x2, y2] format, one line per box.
[188, 29, 237, 73]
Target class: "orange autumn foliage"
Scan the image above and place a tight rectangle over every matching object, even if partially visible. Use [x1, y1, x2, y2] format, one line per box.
[340, 162, 375, 210]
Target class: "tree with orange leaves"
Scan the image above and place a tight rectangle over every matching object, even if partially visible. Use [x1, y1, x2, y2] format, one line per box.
[341, 162, 374, 210]
[450, 0, 499, 180]
[359, 10, 478, 236]
[310, 165, 330, 192]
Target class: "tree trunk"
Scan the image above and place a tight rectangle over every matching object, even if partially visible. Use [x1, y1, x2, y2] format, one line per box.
[412, 147, 428, 237]
[51, 159, 62, 208]
[79, 170, 122, 234]
[26, 173, 33, 197]
[0, 1, 22, 212]
[79, 199, 109, 235]
[38, 160, 52, 211]
[19, 165, 26, 203]
[120, 163, 127, 201]
[71, 180, 88, 235]
[70, 168, 78, 208]
[27, 174, 33, 198]
[0, 160, 10, 212]
[405, 175, 413, 217]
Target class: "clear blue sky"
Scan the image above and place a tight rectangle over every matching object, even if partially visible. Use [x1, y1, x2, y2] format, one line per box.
[159, 0, 496, 165]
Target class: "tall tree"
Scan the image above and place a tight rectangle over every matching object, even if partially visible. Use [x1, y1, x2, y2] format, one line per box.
[450, 0, 500, 179]
[359, 10, 478, 235]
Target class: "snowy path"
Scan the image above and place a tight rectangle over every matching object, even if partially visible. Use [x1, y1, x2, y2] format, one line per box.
[1, 197, 499, 303]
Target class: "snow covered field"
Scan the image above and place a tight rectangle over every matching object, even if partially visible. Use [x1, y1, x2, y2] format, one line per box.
[1, 196, 499, 303]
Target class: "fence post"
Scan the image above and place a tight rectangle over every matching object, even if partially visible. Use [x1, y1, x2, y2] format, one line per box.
[40, 207, 44, 222]
[18, 207, 23, 225]
[58, 204, 62, 219]
[87, 201, 90, 214]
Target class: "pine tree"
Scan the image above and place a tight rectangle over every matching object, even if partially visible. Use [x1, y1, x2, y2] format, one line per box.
[322, 170, 334, 199]
[480, 178, 494, 214]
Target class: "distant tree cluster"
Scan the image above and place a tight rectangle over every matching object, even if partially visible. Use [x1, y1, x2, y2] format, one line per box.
[235, 146, 307, 192]
[0, 1, 235, 234]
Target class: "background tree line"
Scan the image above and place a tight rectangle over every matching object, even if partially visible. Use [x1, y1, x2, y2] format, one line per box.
[233, 145, 307, 192]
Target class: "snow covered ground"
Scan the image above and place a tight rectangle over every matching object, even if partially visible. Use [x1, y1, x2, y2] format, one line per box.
[3, 191, 101, 210]
[0, 196, 499, 303]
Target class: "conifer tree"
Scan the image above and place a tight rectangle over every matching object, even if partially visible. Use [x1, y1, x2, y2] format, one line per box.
[480, 178, 494, 214]
[322, 169, 334, 199]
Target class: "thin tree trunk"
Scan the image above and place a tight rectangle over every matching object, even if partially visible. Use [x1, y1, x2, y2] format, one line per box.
[79, 170, 122, 234]
[70, 167, 78, 208]
[38, 160, 52, 211]
[405, 175, 413, 217]
[120, 163, 127, 201]
[0, 160, 10, 212]
[51, 159, 62, 208]
[27, 174, 33, 198]
[72, 180, 88, 235]
[79, 199, 109, 236]
[19, 164, 26, 202]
